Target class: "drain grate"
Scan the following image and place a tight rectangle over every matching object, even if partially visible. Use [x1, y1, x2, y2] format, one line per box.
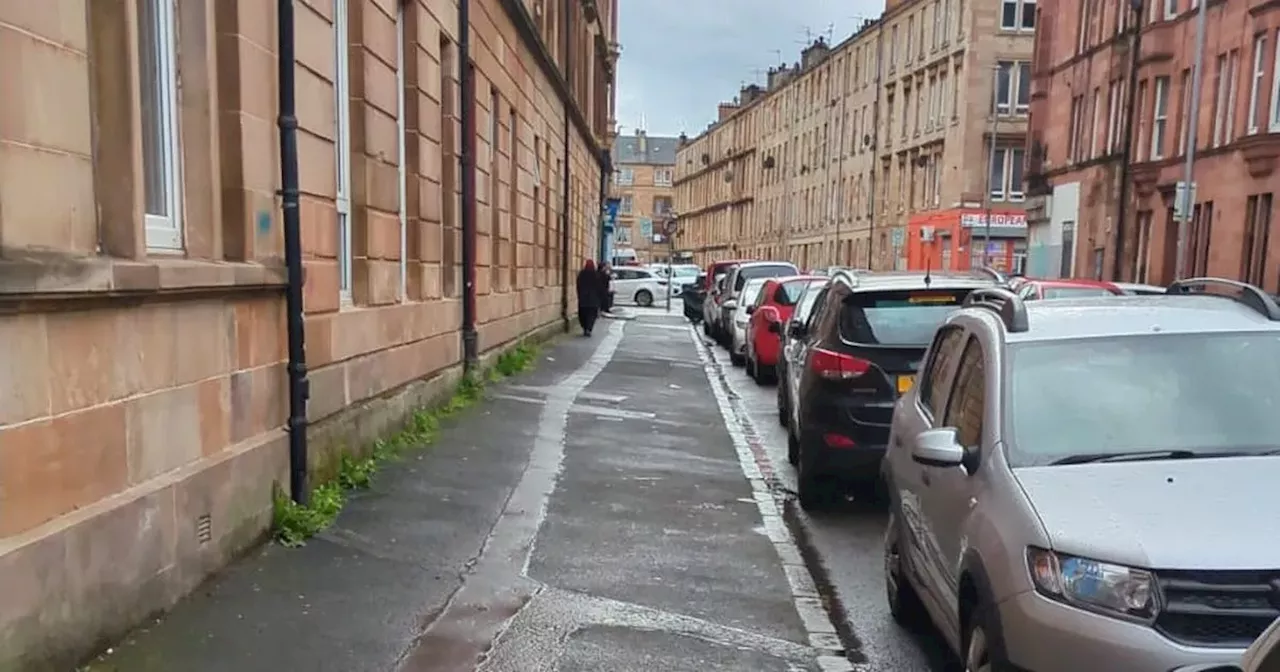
[196, 514, 212, 544]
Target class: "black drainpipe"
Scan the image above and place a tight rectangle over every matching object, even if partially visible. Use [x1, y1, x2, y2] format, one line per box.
[560, 0, 573, 332]
[460, 0, 479, 370]
[1113, 0, 1143, 282]
[598, 147, 611, 261]
[277, 0, 311, 504]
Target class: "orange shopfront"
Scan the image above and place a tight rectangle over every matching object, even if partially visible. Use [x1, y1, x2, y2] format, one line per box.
[904, 209, 1028, 273]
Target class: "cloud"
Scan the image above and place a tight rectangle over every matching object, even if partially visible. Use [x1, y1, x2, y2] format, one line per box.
[615, 0, 886, 136]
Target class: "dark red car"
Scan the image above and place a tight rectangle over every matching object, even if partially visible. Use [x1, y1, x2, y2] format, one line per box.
[744, 275, 825, 384]
[1009, 277, 1125, 299]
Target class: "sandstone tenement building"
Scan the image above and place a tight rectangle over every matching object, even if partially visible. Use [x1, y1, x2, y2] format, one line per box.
[0, 0, 616, 667]
[609, 128, 678, 263]
[675, 0, 1035, 273]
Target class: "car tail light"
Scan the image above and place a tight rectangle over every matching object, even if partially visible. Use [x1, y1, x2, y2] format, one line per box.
[809, 348, 870, 380]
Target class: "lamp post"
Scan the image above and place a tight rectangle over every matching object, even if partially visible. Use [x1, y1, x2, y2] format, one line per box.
[1175, 0, 1207, 281]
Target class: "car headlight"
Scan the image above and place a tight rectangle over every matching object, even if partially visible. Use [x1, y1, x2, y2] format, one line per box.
[1026, 547, 1159, 622]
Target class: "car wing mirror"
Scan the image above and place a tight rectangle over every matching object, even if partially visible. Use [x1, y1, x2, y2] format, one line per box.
[911, 428, 966, 468]
[723, 299, 738, 310]
[787, 321, 806, 338]
[746, 305, 756, 315]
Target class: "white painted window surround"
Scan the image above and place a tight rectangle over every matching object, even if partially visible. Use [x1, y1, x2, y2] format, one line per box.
[335, 0, 354, 299]
[138, 0, 184, 252]
[1270, 30, 1280, 131]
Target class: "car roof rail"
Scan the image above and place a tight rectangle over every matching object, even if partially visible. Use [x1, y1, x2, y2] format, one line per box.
[962, 287, 1030, 332]
[1167, 277, 1280, 320]
[971, 266, 1007, 284]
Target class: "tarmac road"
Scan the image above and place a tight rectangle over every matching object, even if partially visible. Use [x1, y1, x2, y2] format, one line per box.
[631, 305, 960, 671]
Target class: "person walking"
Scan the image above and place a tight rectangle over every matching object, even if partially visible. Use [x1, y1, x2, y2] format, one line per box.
[598, 262, 615, 313]
[575, 260, 603, 336]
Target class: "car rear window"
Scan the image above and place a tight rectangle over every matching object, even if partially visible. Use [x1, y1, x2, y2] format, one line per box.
[774, 280, 813, 305]
[1006, 333, 1280, 466]
[839, 289, 971, 345]
[735, 264, 798, 291]
[1042, 286, 1116, 299]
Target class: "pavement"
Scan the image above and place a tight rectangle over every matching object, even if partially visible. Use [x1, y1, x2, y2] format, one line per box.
[86, 308, 907, 672]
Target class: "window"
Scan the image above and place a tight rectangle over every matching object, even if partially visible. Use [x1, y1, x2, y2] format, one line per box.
[1186, 201, 1214, 277]
[614, 167, 634, 185]
[1151, 76, 1169, 159]
[1089, 87, 1101, 157]
[1212, 53, 1229, 146]
[995, 60, 1031, 116]
[996, 61, 1013, 114]
[1067, 95, 1083, 161]
[334, 0, 353, 295]
[654, 168, 673, 186]
[1179, 68, 1191, 154]
[1271, 30, 1280, 131]
[890, 25, 899, 70]
[944, 337, 985, 449]
[1106, 80, 1122, 152]
[933, 0, 942, 48]
[620, 195, 633, 213]
[138, 0, 183, 251]
[920, 326, 966, 415]
[1242, 193, 1272, 286]
[1250, 34, 1267, 134]
[990, 147, 1025, 201]
[907, 17, 914, 61]
[1017, 61, 1031, 112]
[1001, 0, 1035, 30]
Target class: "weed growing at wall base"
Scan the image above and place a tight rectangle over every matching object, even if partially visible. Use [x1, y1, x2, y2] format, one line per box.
[272, 340, 542, 547]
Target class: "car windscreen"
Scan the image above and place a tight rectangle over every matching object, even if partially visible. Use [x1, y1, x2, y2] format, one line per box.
[838, 289, 971, 345]
[1006, 333, 1280, 466]
[793, 282, 828, 322]
[739, 280, 768, 307]
[1042, 286, 1116, 299]
[735, 264, 798, 291]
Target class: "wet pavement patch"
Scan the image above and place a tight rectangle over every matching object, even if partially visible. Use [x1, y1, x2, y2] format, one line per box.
[554, 626, 817, 672]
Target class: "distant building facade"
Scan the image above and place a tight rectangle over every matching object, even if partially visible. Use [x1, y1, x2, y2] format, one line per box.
[674, 0, 1035, 273]
[609, 129, 679, 263]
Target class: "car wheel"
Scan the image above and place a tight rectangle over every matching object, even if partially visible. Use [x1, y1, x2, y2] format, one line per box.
[777, 383, 789, 429]
[963, 609, 996, 672]
[884, 510, 929, 631]
[635, 289, 654, 307]
[797, 431, 837, 511]
[730, 351, 745, 366]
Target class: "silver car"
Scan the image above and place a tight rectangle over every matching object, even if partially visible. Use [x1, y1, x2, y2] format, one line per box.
[882, 277, 1280, 672]
[728, 278, 769, 366]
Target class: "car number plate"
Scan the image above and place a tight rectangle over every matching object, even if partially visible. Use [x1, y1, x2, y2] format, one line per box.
[897, 375, 915, 394]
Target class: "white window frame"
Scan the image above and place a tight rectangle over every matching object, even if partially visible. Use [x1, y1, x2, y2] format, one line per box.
[1271, 31, 1280, 131]
[1151, 76, 1169, 159]
[615, 167, 634, 185]
[396, 0, 408, 300]
[996, 60, 1014, 114]
[1249, 34, 1267, 134]
[1226, 50, 1240, 140]
[1179, 69, 1191, 154]
[620, 195, 633, 213]
[1164, 0, 1177, 19]
[654, 168, 673, 186]
[1090, 88, 1101, 157]
[140, 0, 184, 252]
[335, 0, 354, 299]
[1107, 81, 1121, 152]
[1016, 61, 1031, 114]
[1213, 53, 1229, 146]
[1001, 0, 1034, 30]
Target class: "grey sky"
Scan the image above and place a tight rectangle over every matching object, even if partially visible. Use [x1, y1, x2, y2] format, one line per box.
[615, 0, 886, 136]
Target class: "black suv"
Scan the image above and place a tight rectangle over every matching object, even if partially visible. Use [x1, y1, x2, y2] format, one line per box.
[786, 269, 1002, 510]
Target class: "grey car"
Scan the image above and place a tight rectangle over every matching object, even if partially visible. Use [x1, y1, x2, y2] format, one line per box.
[882, 277, 1280, 672]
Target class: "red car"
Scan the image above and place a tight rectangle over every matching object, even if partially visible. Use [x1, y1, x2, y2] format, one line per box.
[744, 275, 825, 384]
[1009, 277, 1125, 300]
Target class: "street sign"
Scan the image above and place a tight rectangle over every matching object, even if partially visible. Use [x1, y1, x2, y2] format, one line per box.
[1174, 181, 1197, 223]
[891, 227, 905, 248]
[639, 218, 653, 239]
[662, 217, 678, 237]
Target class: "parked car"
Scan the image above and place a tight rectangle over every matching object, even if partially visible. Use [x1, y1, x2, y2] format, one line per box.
[703, 259, 752, 342]
[610, 267, 670, 307]
[1115, 281, 1168, 295]
[775, 278, 830, 434]
[719, 261, 800, 346]
[786, 270, 1002, 509]
[744, 275, 826, 384]
[882, 277, 1280, 672]
[649, 263, 700, 281]
[1012, 277, 1125, 299]
[727, 278, 771, 366]
[682, 273, 707, 322]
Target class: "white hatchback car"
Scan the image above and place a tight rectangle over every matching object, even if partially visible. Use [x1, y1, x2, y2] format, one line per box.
[611, 267, 671, 307]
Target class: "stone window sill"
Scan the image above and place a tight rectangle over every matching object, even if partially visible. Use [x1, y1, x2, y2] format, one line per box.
[0, 255, 287, 303]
